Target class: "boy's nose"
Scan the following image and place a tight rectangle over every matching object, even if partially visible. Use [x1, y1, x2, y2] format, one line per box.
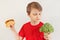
[36, 16, 40, 20]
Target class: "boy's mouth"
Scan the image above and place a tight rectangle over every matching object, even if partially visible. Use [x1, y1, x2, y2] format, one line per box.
[36, 18, 40, 20]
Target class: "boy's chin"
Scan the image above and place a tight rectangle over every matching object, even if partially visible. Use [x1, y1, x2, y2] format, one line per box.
[34, 20, 40, 22]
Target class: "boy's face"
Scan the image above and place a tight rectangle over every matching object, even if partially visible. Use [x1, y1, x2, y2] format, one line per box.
[28, 8, 42, 22]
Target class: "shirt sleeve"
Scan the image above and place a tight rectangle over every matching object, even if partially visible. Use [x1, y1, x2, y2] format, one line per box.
[18, 25, 25, 38]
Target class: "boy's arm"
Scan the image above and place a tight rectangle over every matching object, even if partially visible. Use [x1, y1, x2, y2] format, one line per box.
[20, 36, 23, 40]
[10, 25, 23, 40]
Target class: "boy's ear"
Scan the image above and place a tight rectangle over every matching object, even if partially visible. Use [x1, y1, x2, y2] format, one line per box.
[28, 15, 30, 17]
[27, 14, 31, 18]
[27, 13, 30, 16]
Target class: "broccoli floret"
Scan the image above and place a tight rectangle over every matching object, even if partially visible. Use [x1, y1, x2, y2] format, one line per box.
[39, 22, 54, 33]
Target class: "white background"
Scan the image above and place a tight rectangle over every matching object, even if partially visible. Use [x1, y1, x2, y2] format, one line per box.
[0, 0, 60, 40]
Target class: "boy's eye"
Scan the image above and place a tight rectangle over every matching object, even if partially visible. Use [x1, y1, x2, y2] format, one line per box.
[33, 13, 41, 16]
[33, 13, 37, 16]
[39, 13, 41, 15]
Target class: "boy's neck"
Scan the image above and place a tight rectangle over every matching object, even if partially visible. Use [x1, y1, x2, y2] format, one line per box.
[30, 20, 40, 26]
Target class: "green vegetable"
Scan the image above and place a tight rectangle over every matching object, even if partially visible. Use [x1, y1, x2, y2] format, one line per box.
[39, 22, 54, 33]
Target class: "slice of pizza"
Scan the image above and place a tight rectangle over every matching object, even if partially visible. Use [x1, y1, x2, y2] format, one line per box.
[5, 19, 15, 28]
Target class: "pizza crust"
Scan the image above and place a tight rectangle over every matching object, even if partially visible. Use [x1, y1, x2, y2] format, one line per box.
[5, 19, 15, 28]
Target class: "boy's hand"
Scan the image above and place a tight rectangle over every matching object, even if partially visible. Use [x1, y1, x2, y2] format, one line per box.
[9, 24, 16, 32]
[44, 33, 50, 40]
[5, 19, 16, 32]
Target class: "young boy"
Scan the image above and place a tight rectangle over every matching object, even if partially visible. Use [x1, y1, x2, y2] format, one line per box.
[10, 2, 47, 40]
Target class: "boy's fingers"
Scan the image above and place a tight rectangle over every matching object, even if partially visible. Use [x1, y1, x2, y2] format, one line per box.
[10, 25, 12, 28]
[10, 24, 14, 28]
[44, 34, 50, 40]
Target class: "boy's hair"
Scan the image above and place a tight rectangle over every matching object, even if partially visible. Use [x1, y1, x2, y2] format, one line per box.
[26, 2, 42, 15]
